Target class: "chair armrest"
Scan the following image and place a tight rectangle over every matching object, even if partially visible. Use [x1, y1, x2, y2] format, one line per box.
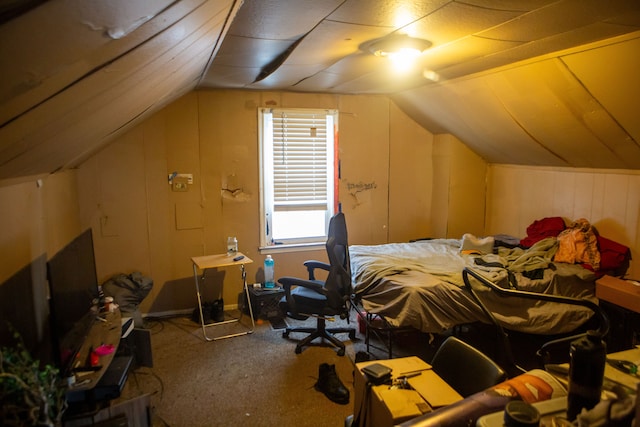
[303, 260, 330, 280]
[278, 276, 325, 293]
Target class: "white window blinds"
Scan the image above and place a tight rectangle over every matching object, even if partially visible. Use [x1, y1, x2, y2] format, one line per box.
[271, 109, 333, 211]
[259, 107, 337, 246]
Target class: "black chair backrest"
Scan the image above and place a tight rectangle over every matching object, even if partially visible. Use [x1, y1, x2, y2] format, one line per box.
[431, 336, 507, 397]
[324, 212, 351, 309]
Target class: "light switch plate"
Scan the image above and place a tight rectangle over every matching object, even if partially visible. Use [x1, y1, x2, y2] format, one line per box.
[172, 177, 189, 191]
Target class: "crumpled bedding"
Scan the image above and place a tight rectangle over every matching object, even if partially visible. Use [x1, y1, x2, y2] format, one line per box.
[350, 238, 597, 335]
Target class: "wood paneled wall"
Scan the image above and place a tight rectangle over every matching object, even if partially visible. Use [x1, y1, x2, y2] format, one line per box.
[486, 164, 640, 278]
[76, 90, 436, 314]
[4, 92, 637, 318]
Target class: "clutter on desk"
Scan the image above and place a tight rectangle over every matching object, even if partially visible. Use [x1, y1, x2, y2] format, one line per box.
[566, 331, 607, 421]
[572, 385, 636, 427]
[354, 356, 464, 427]
[396, 369, 566, 427]
[503, 401, 540, 427]
[480, 347, 640, 427]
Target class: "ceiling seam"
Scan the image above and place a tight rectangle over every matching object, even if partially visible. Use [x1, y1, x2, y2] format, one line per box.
[485, 77, 570, 166]
[557, 56, 640, 154]
[252, 0, 349, 83]
[198, 0, 244, 86]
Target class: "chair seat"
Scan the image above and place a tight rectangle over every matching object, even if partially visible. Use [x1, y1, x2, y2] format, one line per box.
[283, 283, 340, 314]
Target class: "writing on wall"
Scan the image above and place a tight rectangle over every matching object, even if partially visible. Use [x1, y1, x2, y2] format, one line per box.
[345, 180, 377, 207]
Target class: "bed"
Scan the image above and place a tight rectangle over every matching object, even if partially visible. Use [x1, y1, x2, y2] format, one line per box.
[350, 237, 599, 336]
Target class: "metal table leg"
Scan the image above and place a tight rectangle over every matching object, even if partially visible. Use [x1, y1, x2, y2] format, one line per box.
[192, 262, 255, 341]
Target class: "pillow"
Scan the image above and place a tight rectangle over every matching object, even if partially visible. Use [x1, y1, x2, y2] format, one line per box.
[461, 233, 495, 255]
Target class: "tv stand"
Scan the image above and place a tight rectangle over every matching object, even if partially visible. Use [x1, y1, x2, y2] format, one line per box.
[64, 308, 135, 422]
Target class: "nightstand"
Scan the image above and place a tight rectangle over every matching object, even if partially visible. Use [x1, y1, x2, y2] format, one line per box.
[596, 275, 640, 351]
[243, 286, 285, 320]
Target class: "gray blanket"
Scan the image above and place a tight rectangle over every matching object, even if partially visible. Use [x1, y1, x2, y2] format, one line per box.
[350, 238, 597, 335]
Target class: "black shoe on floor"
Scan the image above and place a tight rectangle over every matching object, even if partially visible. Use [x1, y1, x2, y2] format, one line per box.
[315, 363, 350, 405]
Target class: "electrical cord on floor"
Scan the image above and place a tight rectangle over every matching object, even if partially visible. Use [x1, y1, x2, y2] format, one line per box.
[125, 366, 168, 426]
[139, 316, 167, 334]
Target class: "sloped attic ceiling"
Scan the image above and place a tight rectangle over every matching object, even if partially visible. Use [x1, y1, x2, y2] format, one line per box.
[1, 0, 640, 182]
[0, 0, 242, 181]
[392, 32, 640, 168]
[201, 0, 640, 169]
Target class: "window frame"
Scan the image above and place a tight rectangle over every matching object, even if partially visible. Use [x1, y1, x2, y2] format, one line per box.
[258, 107, 339, 251]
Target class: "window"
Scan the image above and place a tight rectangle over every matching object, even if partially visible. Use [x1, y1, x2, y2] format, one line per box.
[259, 107, 338, 248]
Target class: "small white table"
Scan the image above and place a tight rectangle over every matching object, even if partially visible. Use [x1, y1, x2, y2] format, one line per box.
[191, 252, 255, 341]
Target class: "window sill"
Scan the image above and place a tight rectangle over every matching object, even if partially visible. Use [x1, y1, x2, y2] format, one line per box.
[259, 242, 325, 255]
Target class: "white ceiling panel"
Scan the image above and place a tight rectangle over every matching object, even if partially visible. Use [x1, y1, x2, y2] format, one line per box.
[403, 2, 521, 47]
[478, 0, 638, 41]
[226, 0, 342, 39]
[460, 1, 556, 11]
[199, 64, 261, 88]
[419, 36, 522, 76]
[211, 36, 292, 68]
[327, 0, 450, 27]
[286, 21, 389, 65]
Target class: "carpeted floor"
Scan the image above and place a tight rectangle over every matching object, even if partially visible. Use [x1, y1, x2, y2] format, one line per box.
[108, 307, 551, 426]
[113, 308, 438, 427]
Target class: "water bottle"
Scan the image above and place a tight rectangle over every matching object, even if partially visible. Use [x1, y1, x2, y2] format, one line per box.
[566, 330, 606, 421]
[227, 236, 238, 256]
[264, 255, 275, 288]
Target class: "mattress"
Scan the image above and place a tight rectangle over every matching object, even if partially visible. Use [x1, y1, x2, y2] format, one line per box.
[350, 238, 597, 335]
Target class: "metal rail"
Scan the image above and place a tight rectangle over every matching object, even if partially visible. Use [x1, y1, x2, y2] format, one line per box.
[462, 267, 609, 373]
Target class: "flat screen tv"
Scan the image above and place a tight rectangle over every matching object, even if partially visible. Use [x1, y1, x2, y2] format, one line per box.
[46, 228, 100, 375]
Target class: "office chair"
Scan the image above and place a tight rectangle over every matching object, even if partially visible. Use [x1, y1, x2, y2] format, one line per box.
[278, 212, 356, 356]
[430, 336, 507, 397]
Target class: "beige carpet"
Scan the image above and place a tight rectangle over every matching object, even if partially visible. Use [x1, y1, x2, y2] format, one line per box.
[116, 310, 402, 427]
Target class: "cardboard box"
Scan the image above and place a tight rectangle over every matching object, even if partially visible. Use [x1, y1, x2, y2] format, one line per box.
[353, 356, 463, 427]
[596, 275, 640, 314]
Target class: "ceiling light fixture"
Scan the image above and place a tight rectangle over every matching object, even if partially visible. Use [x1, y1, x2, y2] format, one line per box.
[365, 34, 432, 72]
[367, 34, 432, 58]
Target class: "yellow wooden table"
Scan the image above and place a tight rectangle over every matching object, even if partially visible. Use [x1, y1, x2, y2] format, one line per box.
[191, 252, 255, 341]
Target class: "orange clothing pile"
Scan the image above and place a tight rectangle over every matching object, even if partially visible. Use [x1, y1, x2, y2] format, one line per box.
[554, 218, 600, 270]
